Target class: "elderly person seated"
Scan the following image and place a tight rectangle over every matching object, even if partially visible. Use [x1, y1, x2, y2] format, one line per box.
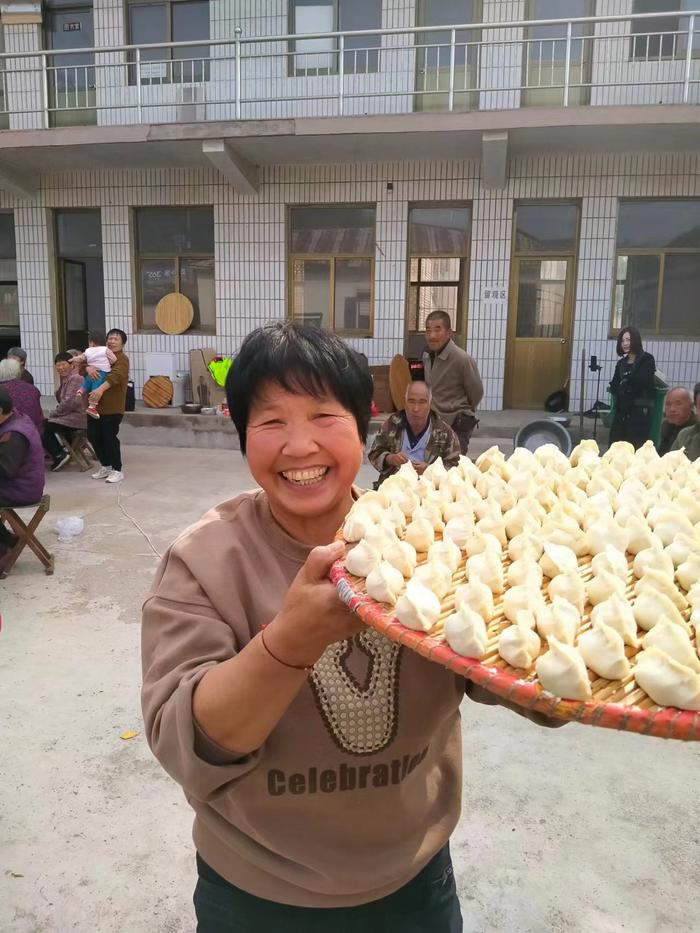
[0, 387, 45, 570]
[43, 351, 87, 471]
[0, 357, 43, 433]
[7, 347, 34, 385]
[658, 386, 696, 455]
[368, 380, 460, 486]
[671, 383, 700, 461]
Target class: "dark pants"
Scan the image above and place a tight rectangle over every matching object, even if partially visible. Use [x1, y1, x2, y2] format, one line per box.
[193, 846, 462, 933]
[43, 421, 77, 462]
[0, 522, 14, 550]
[609, 404, 652, 450]
[452, 413, 478, 455]
[87, 414, 123, 470]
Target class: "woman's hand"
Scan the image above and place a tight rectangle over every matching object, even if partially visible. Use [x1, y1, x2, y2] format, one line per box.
[86, 365, 100, 380]
[264, 540, 364, 668]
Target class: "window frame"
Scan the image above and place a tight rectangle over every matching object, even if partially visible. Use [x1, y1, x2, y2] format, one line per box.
[405, 201, 472, 338]
[287, 0, 382, 78]
[125, 0, 211, 85]
[286, 204, 376, 338]
[134, 206, 216, 335]
[629, 1, 700, 62]
[610, 197, 700, 338]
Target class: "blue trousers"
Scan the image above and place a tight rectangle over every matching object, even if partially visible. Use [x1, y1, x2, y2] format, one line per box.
[82, 370, 108, 394]
[193, 846, 463, 933]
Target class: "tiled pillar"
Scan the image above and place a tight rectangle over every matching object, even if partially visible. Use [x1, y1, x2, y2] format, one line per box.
[94, 0, 128, 126]
[15, 204, 55, 393]
[4, 22, 45, 130]
[479, 0, 525, 111]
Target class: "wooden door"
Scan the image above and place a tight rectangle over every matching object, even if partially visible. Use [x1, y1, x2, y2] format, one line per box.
[504, 256, 574, 409]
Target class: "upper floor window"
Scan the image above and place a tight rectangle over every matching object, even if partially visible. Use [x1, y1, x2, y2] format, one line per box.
[289, 206, 375, 336]
[289, 0, 381, 76]
[135, 207, 215, 334]
[522, 0, 594, 107]
[128, 0, 210, 84]
[630, 1, 700, 60]
[415, 0, 481, 112]
[612, 199, 700, 337]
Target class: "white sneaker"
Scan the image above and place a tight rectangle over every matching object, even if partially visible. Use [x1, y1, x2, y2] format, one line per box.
[105, 470, 124, 484]
[92, 466, 112, 480]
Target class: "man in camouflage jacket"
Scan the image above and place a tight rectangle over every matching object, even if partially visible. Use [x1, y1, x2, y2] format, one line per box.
[368, 381, 461, 486]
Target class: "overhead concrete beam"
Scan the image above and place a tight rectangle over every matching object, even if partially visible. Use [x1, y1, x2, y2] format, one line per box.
[0, 160, 37, 199]
[481, 130, 508, 189]
[202, 139, 259, 195]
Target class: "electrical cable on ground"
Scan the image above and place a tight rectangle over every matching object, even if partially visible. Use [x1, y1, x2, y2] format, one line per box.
[116, 484, 163, 560]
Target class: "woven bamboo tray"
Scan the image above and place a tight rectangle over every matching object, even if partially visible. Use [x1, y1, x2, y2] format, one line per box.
[330, 542, 700, 741]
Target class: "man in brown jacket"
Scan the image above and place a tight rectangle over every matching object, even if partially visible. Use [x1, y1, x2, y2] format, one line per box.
[422, 310, 483, 454]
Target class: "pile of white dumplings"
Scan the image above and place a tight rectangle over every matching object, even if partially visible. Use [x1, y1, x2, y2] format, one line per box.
[342, 439, 700, 711]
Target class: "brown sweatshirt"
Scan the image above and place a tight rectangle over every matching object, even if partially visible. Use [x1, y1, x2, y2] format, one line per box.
[422, 339, 484, 423]
[141, 490, 466, 908]
[98, 351, 129, 416]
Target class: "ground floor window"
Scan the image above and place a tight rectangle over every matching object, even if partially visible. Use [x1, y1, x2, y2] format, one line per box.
[406, 204, 471, 335]
[612, 199, 700, 337]
[135, 207, 215, 334]
[0, 213, 18, 333]
[289, 206, 375, 337]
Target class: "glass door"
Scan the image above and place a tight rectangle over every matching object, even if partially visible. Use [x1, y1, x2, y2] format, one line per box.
[55, 210, 104, 351]
[45, 3, 96, 127]
[415, 0, 480, 112]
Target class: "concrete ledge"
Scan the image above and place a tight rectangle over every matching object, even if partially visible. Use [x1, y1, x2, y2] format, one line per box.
[121, 410, 241, 450]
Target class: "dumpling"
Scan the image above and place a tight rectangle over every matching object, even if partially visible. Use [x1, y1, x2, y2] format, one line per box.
[507, 557, 544, 589]
[345, 539, 381, 577]
[365, 560, 405, 605]
[413, 503, 444, 532]
[539, 543, 578, 579]
[387, 501, 407, 533]
[385, 483, 420, 519]
[444, 515, 475, 550]
[503, 501, 541, 540]
[476, 445, 509, 477]
[535, 597, 580, 645]
[535, 638, 592, 700]
[591, 547, 629, 583]
[428, 537, 462, 574]
[514, 609, 537, 630]
[463, 530, 502, 558]
[498, 620, 541, 669]
[647, 508, 694, 547]
[633, 546, 674, 581]
[686, 582, 700, 608]
[533, 443, 570, 475]
[443, 500, 473, 524]
[413, 560, 453, 600]
[364, 521, 399, 555]
[444, 606, 489, 658]
[548, 571, 586, 614]
[349, 492, 385, 522]
[395, 460, 419, 487]
[633, 590, 688, 632]
[591, 592, 639, 647]
[676, 554, 700, 592]
[587, 570, 626, 607]
[665, 532, 700, 568]
[508, 531, 543, 562]
[404, 517, 435, 552]
[634, 647, 700, 710]
[634, 568, 688, 612]
[503, 585, 545, 623]
[343, 510, 377, 543]
[642, 619, 700, 673]
[570, 438, 599, 467]
[475, 511, 507, 547]
[674, 489, 700, 525]
[443, 467, 468, 501]
[578, 622, 630, 680]
[540, 525, 589, 559]
[395, 581, 441, 632]
[624, 518, 660, 556]
[383, 538, 417, 578]
[586, 519, 629, 557]
[422, 456, 448, 488]
[467, 548, 504, 595]
[581, 494, 615, 532]
[458, 455, 481, 484]
[454, 580, 494, 622]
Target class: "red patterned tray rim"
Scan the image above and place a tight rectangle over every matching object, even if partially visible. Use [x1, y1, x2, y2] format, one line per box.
[330, 560, 700, 742]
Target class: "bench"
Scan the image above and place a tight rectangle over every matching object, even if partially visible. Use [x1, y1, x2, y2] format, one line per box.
[0, 494, 54, 578]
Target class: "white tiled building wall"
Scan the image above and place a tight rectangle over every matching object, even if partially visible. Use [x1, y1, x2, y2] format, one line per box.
[12, 151, 700, 411]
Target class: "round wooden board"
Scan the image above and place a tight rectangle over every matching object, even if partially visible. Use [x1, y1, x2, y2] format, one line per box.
[389, 354, 411, 410]
[155, 292, 194, 335]
[142, 375, 174, 408]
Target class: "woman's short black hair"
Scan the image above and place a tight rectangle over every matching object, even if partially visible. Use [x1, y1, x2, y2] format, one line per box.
[54, 351, 72, 364]
[616, 326, 643, 357]
[226, 321, 373, 455]
[0, 387, 13, 415]
[107, 328, 128, 345]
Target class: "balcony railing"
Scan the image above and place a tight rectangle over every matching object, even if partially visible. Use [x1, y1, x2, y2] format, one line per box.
[0, 10, 698, 130]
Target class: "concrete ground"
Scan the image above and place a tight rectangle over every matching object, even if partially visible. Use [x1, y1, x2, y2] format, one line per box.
[1, 444, 698, 933]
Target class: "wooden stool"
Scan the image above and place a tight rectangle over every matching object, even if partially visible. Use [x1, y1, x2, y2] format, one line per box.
[0, 494, 54, 578]
[58, 430, 95, 472]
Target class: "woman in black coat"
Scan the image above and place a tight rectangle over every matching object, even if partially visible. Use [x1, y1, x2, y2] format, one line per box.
[608, 326, 656, 449]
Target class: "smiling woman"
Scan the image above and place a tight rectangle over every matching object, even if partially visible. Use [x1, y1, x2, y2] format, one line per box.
[141, 322, 471, 931]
